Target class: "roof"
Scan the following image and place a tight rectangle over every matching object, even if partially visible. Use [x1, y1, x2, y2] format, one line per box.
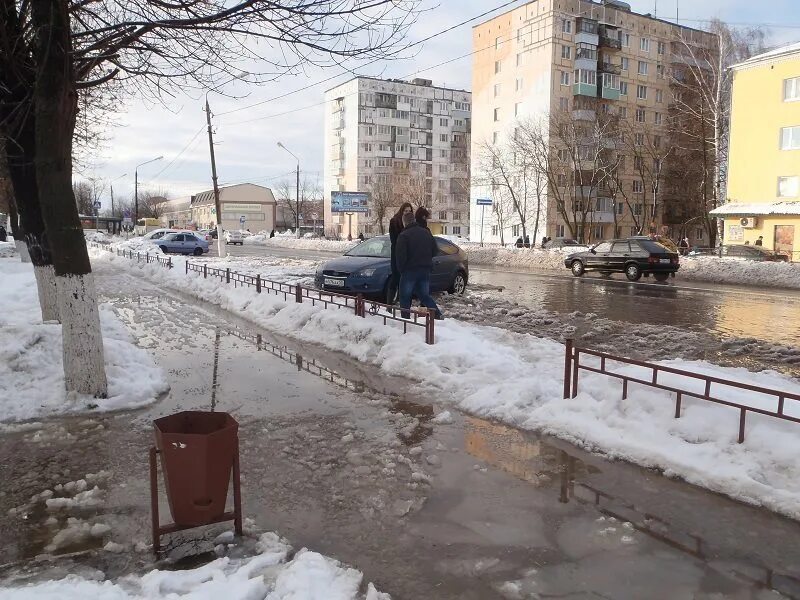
[324, 75, 471, 96]
[731, 41, 800, 70]
[709, 201, 800, 216]
[190, 183, 274, 206]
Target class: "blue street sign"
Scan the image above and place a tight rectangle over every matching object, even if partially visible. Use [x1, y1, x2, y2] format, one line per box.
[476, 198, 493, 206]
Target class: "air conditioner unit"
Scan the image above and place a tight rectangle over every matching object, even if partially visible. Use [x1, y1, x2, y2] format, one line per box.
[740, 217, 758, 228]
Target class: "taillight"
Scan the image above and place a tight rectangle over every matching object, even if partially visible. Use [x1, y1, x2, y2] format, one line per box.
[648, 256, 659, 264]
[671, 257, 679, 264]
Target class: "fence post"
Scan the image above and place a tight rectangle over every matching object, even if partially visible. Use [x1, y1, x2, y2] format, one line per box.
[203, 264, 207, 279]
[185, 260, 189, 275]
[256, 274, 261, 294]
[571, 349, 580, 398]
[738, 409, 747, 444]
[356, 294, 364, 317]
[137, 252, 140, 263]
[426, 310, 435, 345]
[168, 257, 172, 269]
[563, 338, 573, 399]
[295, 284, 302, 303]
[226, 268, 230, 284]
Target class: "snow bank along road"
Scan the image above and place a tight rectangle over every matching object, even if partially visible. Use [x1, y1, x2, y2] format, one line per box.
[91, 247, 800, 525]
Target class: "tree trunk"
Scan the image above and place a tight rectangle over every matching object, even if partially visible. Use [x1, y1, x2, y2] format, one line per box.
[32, 0, 107, 396]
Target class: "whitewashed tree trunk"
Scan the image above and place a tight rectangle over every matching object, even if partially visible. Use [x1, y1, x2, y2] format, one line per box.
[56, 273, 107, 397]
[33, 264, 60, 322]
[15, 240, 31, 263]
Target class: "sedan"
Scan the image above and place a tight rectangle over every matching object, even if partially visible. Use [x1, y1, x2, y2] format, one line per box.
[314, 235, 469, 301]
[156, 232, 209, 256]
[721, 245, 789, 262]
[565, 238, 680, 282]
[225, 230, 245, 245]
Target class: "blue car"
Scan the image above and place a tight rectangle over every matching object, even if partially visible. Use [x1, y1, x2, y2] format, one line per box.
[156, 232, 210, 256]
[314, 235, 469, 301]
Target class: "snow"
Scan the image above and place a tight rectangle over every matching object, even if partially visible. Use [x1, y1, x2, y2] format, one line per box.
[0, 533, 388, 600]
[0, 241, 17, 257]
[0, 258, 169, 422]
[679, 255, 800, 289]
[709, 200, 800, 216]
[243, 234, 356, 253]
[93, 248, 800, 520]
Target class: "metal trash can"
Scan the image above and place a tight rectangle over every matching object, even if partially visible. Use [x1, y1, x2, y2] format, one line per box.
[153, 411, 238, 527]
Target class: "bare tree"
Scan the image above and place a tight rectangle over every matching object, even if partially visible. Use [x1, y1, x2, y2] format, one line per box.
[1, 0, 420, 396]
[276, 177, 322, 231]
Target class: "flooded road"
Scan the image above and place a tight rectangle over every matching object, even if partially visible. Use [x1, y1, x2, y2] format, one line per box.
[2, 263, 800, 598]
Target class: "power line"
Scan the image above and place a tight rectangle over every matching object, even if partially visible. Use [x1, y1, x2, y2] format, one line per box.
[146, 125, 205, 184]
[215, 0, 526, 117]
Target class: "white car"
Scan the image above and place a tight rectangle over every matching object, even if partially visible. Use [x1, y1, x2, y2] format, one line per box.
[224, 230, 244, 245]
[142, 228, 178, 241]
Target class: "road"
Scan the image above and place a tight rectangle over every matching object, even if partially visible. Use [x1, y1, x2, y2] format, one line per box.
[213, 243, 800, 349]
[3, 262, 799, 598]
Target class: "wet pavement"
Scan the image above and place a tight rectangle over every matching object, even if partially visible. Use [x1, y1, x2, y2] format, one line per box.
[2, 264, 800, 598]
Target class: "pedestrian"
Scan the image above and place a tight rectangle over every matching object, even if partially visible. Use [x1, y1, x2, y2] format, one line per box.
[396, 207, 442, 321]
[358, 232, 365, 241]
[0, 224, 6, 242]
[347, 233, 352, 242]
[269, 229, 275, 238]
[515, 237, 523, 248]
[678, 236, 689, 256]
[524, 235, 530, 248]
[388, 202, 413, 305]
[744, 240, 750, 245]
[755, 236, 763, 246]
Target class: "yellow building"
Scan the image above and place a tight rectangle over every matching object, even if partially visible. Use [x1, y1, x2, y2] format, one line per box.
[713, 42, 800, 260]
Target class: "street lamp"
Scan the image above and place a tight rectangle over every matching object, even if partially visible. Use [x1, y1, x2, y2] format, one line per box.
[135, 156, 163, 227]
[277, 142, 301, 239]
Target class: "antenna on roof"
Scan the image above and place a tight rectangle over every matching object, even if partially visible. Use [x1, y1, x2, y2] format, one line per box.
[654, 0, 657, 18]
[676, 0, 679, 24]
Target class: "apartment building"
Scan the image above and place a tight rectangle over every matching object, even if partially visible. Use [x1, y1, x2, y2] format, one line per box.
[711, 42, 800, 260]
[470, 0, 716, 245]
[323, 77, 472, 238]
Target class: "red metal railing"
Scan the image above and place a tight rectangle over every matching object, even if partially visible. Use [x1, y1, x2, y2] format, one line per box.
[94, 243, 435, 344]
[563, 339, 800, 443]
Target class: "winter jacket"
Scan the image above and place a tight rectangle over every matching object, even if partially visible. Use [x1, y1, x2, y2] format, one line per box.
[396, 222, 438, 273]
[389, 216, 403, 247]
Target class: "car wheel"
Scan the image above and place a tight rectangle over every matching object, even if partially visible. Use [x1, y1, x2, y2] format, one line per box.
[653, 272, 669, 282]
[449, 271, 467, 295]
[571, 260, 585, 277]
[193, 247, 203, 256]
[625, 263, 642, 282]
[159, 246, 168, 254]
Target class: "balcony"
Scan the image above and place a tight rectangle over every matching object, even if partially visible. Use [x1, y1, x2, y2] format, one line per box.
[573, 83, 598, 98]
[599, 36, 622, 51]
[601, 85, 620, 100]
[572, 109, 596, 121]
[599, 62, 621, 75]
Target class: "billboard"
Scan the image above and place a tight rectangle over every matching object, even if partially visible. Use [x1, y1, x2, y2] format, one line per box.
[331, 191, 370, 213]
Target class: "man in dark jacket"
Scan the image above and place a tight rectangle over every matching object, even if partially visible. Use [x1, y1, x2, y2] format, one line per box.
[387, 202, 413, 304]
[396, 207, 442, 320]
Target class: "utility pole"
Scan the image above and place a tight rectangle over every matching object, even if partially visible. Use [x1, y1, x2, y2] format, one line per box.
[205, 95, 225, 257]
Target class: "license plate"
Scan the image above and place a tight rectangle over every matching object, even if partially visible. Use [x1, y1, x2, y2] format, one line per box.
[660, 258, 671, 263]
[324, 277, 345, 287]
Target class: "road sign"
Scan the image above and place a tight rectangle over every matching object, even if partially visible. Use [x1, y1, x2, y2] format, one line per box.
[93, 201, 102, 210]
[476, 198, 493, 206]
[239, 215, 246, 225]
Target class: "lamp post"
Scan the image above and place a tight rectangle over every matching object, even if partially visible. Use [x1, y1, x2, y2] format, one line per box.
[135, 156, 163, 229]
[277, 142, 301, 239]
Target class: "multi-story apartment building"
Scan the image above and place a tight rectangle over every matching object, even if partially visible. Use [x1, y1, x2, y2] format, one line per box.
[711, 42, 800, 260]
[470, 0, 716, 245]
[323, 77, 472, 239]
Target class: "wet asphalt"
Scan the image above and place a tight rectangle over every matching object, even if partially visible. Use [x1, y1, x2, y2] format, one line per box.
[1, 263, 800, 599]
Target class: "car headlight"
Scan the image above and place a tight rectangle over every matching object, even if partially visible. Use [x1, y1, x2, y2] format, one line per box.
[358, 268, 376, 277]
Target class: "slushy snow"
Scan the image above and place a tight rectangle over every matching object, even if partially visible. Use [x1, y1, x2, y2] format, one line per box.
[0, 258, 169, 422]
[91, 247, 800, 520]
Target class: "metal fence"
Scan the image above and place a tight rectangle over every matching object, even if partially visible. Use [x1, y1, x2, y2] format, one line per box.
[563, 339, 800, 443]
[92, 243, 435, 344]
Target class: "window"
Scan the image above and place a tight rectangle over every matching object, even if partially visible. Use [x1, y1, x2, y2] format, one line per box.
[491, 225, 499, 236]
[494, 108, 501, 122]
[492, 131, 499, 144]
[452, 226, 461, 235]
[362, 143, 372, 151]
[556, 224, 566, 237]
[377, 125, 391, 134]
[363, 159, 373, 168]
[696, 228, 704, 240]
[617, 202, 624, 215]
[638, 61, 648, 75]
[603, 73, 620, 90]
[560, 97, 570, 111]
[786, 77, 800, 101]
[657, 64, 665, 78]
[516, 77, 524, 91]
[560, 71, 571, 86]
[621, 57, 629, 72]
[656, 89, 664, 103]
[618, 106, 628, 118]
[438, 164, 448, 173]
[562, 19, 572, 34]
[562, 45, 572, 60]
[781, 126, 800, 150]
[622, 33, 631, 47]
[633, 202, 643, 215]
[396, 143, 408, 152]
[494, 84, 501, 98]
[620, 81, 628, 96]
[575, 69, 596, 85]
[778, 176, 799, 197]
[635, 133, 645, 146]
[557, 174, 567, 186]
[495, 60, 502, 74]
[440, 117, 449, 126]
[517, 53, 524, 67]
[592, 225, 604, 240]
[637, 85, 648, 100]
[640, 38, 650, 52]
[658, 41, 666, 55]
[439, 134, 449, 142]
[515, 102, 521, 117]
[512, 224, 520, 237]
[634, 156, 644, 170]
[654, 112, 663, 125]
[558, 148, 570, 161]
[576, 43, 597, 60]
[454, 119, 464, 127]
[495, 36, 502, 49]
[455, 101, 470, 111]
[636, 108, 646, 122]
[439, 211, 447, 220]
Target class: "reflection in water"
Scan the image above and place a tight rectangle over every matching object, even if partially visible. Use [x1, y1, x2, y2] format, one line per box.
[464, 416, 800, 599]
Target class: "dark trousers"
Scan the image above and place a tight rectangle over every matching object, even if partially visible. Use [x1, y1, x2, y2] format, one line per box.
[387, 258, 400, 305]
[399, 268, 440, 319]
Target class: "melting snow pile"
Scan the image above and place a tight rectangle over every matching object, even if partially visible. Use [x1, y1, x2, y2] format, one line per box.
[679, 256, 800, 289]
[243, 234, 356, 253]
[0, 241, 17, 257]
[0, 532, 389, 600]
[95, 247, 800, 520]
[0, 258, 169, 422]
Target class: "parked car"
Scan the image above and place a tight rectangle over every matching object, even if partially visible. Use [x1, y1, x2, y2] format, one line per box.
[629, 235, 680, 253]
[564, 238, 680, 282]
[720, 245, 789, 262]
[141, 228, 178, 241]
[156, 232, 209, 256]
[199, 228, 218, 240]
[544, 238, 583, 250]
[314, 234, 469, 300]
[224, 230, 245, 245]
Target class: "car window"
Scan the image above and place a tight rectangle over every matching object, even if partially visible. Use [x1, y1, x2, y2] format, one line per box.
[611, 242, 630, 253]
[436, 239, 458, 255]
[175, 234, 186, 241]
[727, 245, 746, 256]
[151, 231, 164, 239]
[637, 240, 668, 253]
[346, 238, 390, 258]
[594, 242, 612, 253]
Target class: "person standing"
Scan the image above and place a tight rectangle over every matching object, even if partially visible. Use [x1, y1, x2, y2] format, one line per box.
[387, 202, 413, 304]
[755, 236, 764, 246]
[396, 207, 442, 320]
[0, 224, 6, 242]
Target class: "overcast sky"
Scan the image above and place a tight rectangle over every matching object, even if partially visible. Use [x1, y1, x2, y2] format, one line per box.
[86, 0, 800, 210]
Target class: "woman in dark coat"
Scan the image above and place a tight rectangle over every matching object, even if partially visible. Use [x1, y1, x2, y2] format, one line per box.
[387, 202, 414, 304]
